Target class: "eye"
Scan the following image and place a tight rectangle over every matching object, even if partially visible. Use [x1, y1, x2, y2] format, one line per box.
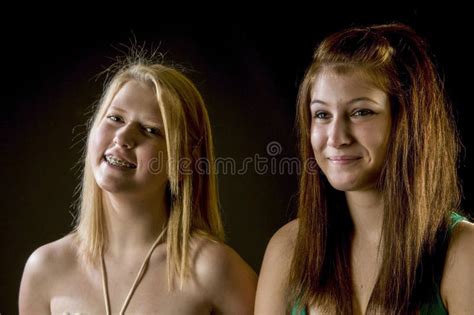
[143, 126, 161, 136]
[352, 109, 374, 117]
[313, 111, 331, 120]
[107, 114, 123, 122]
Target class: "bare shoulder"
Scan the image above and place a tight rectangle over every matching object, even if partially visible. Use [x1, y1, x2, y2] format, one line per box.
[189, 235, 257, 314]
[268, 219, 299, 251]
[441, 220, 474, 314]
[261, 219, 299, 270]
[24, 234, 78, 276]
[189, 236, 256, 288]
[19, 234, 78, 313]
[30, 233, 76, 261]
[255, 219, 299, 315]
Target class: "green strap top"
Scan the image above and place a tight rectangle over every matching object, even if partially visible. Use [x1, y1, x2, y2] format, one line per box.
[291, 212, 466, 315]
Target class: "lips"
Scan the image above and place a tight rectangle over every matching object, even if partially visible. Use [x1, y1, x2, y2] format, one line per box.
[104, 154, 137, 169]
[327, 156, 361, 164]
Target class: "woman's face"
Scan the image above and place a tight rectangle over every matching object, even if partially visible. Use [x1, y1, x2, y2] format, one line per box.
[90, 80, 168, 197]
[310, 70, 391, 192]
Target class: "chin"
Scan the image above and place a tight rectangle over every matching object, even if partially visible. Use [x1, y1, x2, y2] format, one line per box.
[93, 171, 135, 193]
[96, 181, 135, 194]
[330, 184, 357, 192]
[329, 177, 379, 192]
[327, 177, 361, 192]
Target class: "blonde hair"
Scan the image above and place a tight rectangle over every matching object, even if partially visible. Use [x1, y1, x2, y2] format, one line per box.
[290, 23, 461, 314]
[74, 60, 224, 288]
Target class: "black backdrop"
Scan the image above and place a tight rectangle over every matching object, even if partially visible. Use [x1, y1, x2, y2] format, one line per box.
[2, 8, 474, 313]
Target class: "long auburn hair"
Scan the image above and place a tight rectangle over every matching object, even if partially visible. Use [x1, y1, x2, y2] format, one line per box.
[74, 59, 224, 288]
[289, 23, 461, 314]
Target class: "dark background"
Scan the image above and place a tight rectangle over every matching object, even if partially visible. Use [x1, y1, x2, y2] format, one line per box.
[2, 8, 473, 313]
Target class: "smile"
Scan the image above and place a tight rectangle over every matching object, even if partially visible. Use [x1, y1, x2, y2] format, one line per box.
[327, 156, 361, 165]
[104, 155, 137, 169]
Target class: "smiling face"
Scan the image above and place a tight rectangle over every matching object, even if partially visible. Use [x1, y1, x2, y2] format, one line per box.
[309, 69, 391, 192]
[89, 80, 168, 197]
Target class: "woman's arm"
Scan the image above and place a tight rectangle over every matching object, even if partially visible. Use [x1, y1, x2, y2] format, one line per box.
[255, 220, 298, 315]
[441, 220, 474, 314]
[19, 245, 53, 314]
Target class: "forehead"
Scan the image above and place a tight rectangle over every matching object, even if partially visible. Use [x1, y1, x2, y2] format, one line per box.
[310, 69, 387, 105]
[108, 80, 163, 122]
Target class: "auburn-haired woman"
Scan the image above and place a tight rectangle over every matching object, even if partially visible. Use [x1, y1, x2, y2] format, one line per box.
[256, 24, 473, 314]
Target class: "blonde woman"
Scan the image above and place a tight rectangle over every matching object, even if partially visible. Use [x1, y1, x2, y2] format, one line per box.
[256, 24, 474, 314]
[19, 59, 257, 314]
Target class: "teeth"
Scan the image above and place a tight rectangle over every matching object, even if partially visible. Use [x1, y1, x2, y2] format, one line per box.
[105, 155, 136, 168]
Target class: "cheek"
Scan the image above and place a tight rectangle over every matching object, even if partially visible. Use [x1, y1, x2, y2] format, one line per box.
[139, 146, 168, 179]
[310, 126, 325, 154]
[90, 125, 111, 156]
[358, 121, 390, 154]
[138, 144, 167, 167]
[138, 148, 157, 166]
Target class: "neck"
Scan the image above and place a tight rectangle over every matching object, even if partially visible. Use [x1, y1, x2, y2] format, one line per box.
[345, 189, 384, 244]
[102, 190, 168, 258]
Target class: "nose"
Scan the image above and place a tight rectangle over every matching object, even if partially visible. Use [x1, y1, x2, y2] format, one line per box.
[114, 124, 137, 149]
[327, 116, 352, 148]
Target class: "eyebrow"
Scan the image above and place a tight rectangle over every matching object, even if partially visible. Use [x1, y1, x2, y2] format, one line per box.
[107, 106, 163, 126]
[310, 97, 381, 106]
[108, 106, 128, 114]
